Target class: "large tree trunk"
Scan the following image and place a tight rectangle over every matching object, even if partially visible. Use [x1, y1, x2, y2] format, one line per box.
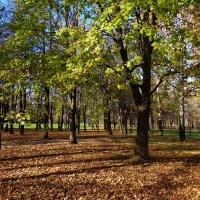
[69, 87, 77, 144]
[113, 8, 153, 160]
[131, 83, 151, 160]
[130, 18, 152, 160]
[136, 103, 150, 159]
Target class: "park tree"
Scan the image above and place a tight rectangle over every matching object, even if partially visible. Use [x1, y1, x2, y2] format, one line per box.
[1, 0, 199, 160]
[65, 0, 200, 160]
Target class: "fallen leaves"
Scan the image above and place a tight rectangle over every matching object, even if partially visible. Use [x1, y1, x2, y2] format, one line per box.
[0, 131, 200, 199]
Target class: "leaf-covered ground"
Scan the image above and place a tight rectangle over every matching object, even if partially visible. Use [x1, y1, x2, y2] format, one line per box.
[0, 131, 200, 200]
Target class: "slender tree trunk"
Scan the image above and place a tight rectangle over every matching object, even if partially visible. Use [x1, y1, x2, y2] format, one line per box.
[129, 111, 134, 133]
[107, 110, 112, 135]
[36, 104, 39, 131]
[69, 88, 77, 144]
[124, 110, 128, 135]
[64, 105, 68, 132]
[57, 115, 60, 130]
[104, 112, 107, 130]
[150, 108, 155, 133]
[118, 108, 124, 134]
[19, 83, 26, 135]
[83, 104, 87, 132]
[0, 103, 2, 130]
[4, 102, 9, 132]
[113, 122, 116, 130]
[50, 102, 53, 131]
[58, 104, 64, 131]
[10, 85, 15, 134]
[179, 68, 186, 142]
[76, 109, 80, 133]
[67, 113, 70, 130]
[179, 103, 186, 142]
[43, 87, 50, 139]
[158, 117, 163, 136]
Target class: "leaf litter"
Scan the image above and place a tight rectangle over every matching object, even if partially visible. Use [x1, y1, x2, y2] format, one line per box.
[0, 131, 200, 200]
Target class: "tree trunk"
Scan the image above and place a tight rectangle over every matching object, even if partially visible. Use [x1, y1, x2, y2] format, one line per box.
[10, 121, 14, 134]
[19, 84, 26, 135]
[107, 110, 112, 135]
[4, 102, 9, 132]
[64, 106, 68, 132]
[43, 87, 50, 139]
[129, 111, 134, 133]
[179, 103, 186, 142]
[76, 109, 80, 134]
[58, 104, 64, 131]
[104, 112, 107, 130]
[135, 104, 150, 159]
[35, 103, 40, 131]
[130, 22, 152, 160]
[0, 103, 2, 130]
[150, 108, 155, 133]
[69, 88, 77, 144]
[113, 8, 153, 160]
[158, 117, 163, 136]
[179, 68, 186, 142]
[118, 108, 124, 134]
[50, 102, 53, 131]
[83, 104, 87, 132]
[124, 111, 128, 135]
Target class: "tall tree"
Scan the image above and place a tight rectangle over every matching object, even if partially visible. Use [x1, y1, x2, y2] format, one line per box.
[67, 0, 199, 159]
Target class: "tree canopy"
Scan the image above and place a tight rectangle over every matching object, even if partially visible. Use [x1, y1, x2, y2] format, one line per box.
[0, 0, 200, 160]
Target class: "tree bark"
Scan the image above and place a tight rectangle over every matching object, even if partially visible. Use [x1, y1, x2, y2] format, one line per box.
[129, 21, 152, 160]
[43, 87, 50, 139]
[107, 110, 112, 135]
[58, 104, 64, 131]
[76, 108, 80, 134]
[4, 102, 9, 132]
[69, 87, 77, 144]
[19, 83, 26, 135]
[83, 104, 87, 132]
[50, 102, 53, 131]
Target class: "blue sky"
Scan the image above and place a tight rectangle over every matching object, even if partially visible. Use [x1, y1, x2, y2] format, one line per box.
[1, 0, 9, 5]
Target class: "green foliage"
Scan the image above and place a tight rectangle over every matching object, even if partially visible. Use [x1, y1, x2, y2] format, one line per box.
[4, 110, 15, 122]
[16, 112, 31, 125]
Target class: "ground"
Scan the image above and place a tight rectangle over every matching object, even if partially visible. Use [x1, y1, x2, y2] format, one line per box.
[0, 130, 200, 200]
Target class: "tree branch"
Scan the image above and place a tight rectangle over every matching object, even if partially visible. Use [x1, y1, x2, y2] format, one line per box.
[150, 70, 180, 96]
